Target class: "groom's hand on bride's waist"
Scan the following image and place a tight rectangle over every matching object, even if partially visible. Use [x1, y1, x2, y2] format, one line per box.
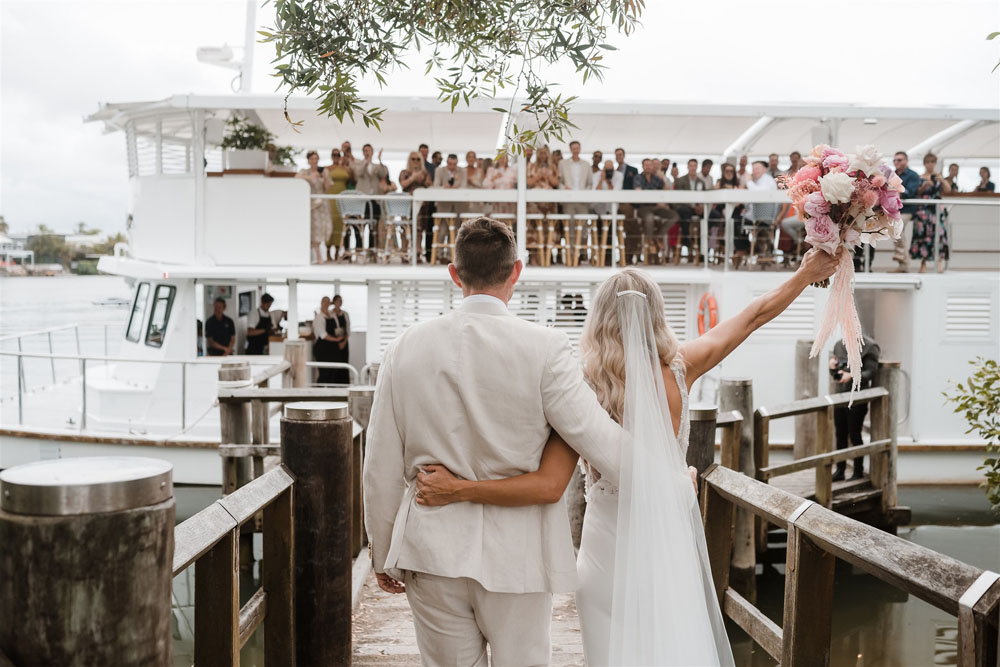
[375, 572, 405, 594]
[415, 464, 466, 506]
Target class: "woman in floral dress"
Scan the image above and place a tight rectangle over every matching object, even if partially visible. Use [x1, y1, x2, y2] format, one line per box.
[909, 152, 951, 273]
[297, 150, 333, 264]
[483, 153, 517, 215]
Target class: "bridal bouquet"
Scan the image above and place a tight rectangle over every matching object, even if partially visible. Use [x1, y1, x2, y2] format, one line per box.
[782, 144, 904, 394]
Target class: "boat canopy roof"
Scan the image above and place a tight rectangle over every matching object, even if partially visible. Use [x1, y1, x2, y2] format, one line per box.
[87, 93, 999, 159]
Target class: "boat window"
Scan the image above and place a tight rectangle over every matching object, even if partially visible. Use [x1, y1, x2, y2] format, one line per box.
[145, 285, 176, 348]
[125, 282, 150, 342]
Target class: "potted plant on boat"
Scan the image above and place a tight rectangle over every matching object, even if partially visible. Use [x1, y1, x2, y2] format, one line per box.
[221, 116, 275, 171]
[268, 143, 300, 173]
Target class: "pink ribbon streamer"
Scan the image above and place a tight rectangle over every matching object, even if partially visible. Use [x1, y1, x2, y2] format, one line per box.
[809, 250, 863, 404]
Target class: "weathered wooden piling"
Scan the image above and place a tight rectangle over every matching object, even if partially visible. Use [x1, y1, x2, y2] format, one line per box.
[0, 457, 174, 666]
[688, 406, 718, 475]
[284, 339, 309, 388]
[219, 361, 253, 495]
[719, 377, 756, 602]
[794, 339, 819, 459]
[281, 401, 354, 666]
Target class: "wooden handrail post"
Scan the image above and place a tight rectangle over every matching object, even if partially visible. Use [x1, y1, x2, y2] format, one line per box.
[195, 529, 239, 665]
[701, 465, 735, 607]
[720, 377, 756, 602]
[753, 411, 771, 556]
[283, 339, 309, 389]
[0, 458, 174, 666]
[720, 416, 742, 471]
[281, 402, 354, 665]
[814, 403, 835, 508]
[794, 339, 819, 459]
[688, 406, 718, 477]
[781, 523, 835, 666]
[876, 361, 900, 510]
[219, 362, 253, 496]
[262, 486, 295, 666]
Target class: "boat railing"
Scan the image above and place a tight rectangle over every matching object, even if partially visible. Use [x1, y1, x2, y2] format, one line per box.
[311, 190, 1000, 271]
[304, 361, 361, 385]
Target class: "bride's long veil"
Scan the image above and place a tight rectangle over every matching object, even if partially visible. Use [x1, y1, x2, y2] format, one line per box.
[608, 290, 735, 666]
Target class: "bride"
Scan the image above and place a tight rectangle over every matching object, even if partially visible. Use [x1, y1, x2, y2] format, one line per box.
[415, 249, 841, 665]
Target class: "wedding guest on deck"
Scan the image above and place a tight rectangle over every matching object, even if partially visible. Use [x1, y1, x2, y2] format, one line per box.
[551, 149, 563, 183]
[464, 151, 484, 213]
[656, 159, 673, 188]
[400, 152, 433, 261]
[245, 293, 285, 355]
[340, 141, 356, 169]
[592, 159, 624, 216]
[297, 150, 334, 264]
[325, 148, 352, 261]
[484, 153, 517, 215]
[746, 160, 779, 257]
[431, 151, 443, 175]
[975, 167, 996, 193]
[700, 159, 715, 188]
[829, 334, 881, 481]
[559, 140, 593, 216]
[526, 145, 559, 215]
[767, 153, 781, 178]
[312, 295, 351, 384]
[591, 150, 603, 175]
[481, 157, 493, 178]
[670, 162, 680, 181]
[711, 163, 745, 259]
[614, 147, 638, 190]
[433, 153, 467, 214]
[634, 159, 677, 263]
[349, 144, 388, 249]
[910, 152, 949, 273]
[673, 158, 710, 263]
[787, 151, 803, 177]
[419, 143, 435, 179]
[737, 154, 750, 187]
[944, 163, 961, 193]
[205, 298, 235, 357]
[891, 151, 921, 272]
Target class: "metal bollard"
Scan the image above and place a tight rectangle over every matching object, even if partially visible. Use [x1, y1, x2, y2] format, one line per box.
[282, 401, 354, 666]
[0, 457, 174, 666]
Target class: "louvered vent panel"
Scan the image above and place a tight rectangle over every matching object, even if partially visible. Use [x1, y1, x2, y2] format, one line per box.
[944, 294, 992, 339]
[376, 280, 457, 353]
[660, 285, 690, 341]
[752, 291, 815, 338]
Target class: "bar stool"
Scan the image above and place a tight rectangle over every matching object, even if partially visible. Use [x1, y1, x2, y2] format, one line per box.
[545, 213, 572, 265]
[525, 213, 547, 266]
[599, 214, 627, 267]
[336, 195, 374, 263]
[381, 195, 414, 264]
[572, 214, 600, 267]
[431, 212, 458, 265]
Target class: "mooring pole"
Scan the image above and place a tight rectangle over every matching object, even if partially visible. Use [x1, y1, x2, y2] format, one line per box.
[0, 457, 174, 666]
[688, 406, 719, 476]
[719, 377, 757, 602]
[282, 401, 354, 665]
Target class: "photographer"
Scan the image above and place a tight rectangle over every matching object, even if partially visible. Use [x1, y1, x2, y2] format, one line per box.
[829, 334, 881, 481]
[432, 153, 467, 214]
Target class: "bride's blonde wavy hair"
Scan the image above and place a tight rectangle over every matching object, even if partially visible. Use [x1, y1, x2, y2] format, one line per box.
[579, 268, 680, 423]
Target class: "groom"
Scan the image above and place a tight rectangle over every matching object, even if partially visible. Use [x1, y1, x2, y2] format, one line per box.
[364, 217, 625, 666]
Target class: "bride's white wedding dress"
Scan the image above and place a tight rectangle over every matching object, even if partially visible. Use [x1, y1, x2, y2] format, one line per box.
[575, 291, 735, 666]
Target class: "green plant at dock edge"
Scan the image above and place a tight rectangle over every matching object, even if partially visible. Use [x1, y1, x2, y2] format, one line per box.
[943, 357, 1000, 515]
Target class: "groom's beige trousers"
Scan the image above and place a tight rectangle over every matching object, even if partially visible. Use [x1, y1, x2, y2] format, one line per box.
[404, 570, 552, 667]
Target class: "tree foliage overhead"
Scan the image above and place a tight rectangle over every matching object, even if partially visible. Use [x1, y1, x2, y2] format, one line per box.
[260, 0, 645, 153]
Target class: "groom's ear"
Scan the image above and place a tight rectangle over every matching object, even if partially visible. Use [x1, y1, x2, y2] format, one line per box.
[448, 263, 463, 289]
[509, 259, 523, 286]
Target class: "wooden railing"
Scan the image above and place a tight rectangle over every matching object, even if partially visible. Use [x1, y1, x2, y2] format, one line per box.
[173, 466, 295, 665]
[701, 464, 1000, 666]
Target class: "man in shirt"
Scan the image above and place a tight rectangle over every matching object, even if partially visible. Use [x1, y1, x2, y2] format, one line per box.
[674, 159, 711, 263]
[768, 153, 781, 178]
[746, 161, 780, 256]
[634, 159, 678, 263]
[614, 147, 638, 190]
[205, 298, 235, 357]
[737, 154, 750, 188]
[700, 159, 715, 189]
[829, 335, 881, 481]
[558, 140, 592, 216]
[245, 293, 285, 355]
[433, 153, 467, 214]
[787, 151, 803, 177]
[419, 143, 435, 179]
[891, 151, 921, 272]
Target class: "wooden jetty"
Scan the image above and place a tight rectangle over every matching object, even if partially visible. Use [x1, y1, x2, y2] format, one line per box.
[1, 346, 998, 666]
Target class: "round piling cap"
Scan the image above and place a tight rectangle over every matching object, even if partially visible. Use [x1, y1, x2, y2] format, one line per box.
[689, 405, 719, 421]
[720, 377, 753, 386]
[0, 457, 173, 516]
[284, 401, 349, 421]
[218, 360, 252, 383]
[348, 385, 376, 397]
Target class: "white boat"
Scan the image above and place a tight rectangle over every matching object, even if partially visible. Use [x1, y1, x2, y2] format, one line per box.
[1, 93, 997, 486]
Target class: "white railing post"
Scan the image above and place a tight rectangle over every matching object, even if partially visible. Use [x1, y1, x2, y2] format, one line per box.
[16, 355, 24, 425]
[516, 155, 527, 263]
[47, 331, 56, 384]
[80, 358, 87, 431]
[701, 199, 710, 267]
[411, 197, 419, 266]
[287, 279, 299, 341]
[181, 362, 187, 431]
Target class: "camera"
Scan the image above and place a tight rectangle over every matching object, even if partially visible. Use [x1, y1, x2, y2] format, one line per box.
[829, 359, 849, 381]
[448, 177, 455, 186]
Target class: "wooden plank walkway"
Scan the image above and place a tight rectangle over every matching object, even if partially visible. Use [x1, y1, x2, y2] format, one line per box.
[352, 572, 585, 665]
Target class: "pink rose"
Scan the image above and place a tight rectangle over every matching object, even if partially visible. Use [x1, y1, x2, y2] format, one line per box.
[861, 189, 879, 210]
[805, 214, 841, 254]
[879, 189, 902, 217]
[888, 172, 904, 193]
[823, 153, 850, 172]
[843, 226, 862, 249]
[810, 144, 831, 158]
[803, 190, 831, 217]
[794, 165, 822, 183]
[870, 174, 886, 188]
[821, 147, 846, 160]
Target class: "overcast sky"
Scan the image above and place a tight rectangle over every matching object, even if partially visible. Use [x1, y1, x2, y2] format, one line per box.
[1, 0, 998, 235]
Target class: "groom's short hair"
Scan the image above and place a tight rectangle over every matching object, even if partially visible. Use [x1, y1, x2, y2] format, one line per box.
[454, 217, 517, 288]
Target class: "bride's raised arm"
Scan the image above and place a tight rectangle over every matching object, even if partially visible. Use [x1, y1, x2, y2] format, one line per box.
[415, 432, 579, 507]
[682, 247, 841, 386]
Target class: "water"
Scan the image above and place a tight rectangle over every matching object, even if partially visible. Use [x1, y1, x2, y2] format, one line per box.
[730, 485, 999, 667]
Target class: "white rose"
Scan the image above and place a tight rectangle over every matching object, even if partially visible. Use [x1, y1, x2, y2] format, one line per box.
[849, 145, 883, 176]
[819, 171, 854, 204]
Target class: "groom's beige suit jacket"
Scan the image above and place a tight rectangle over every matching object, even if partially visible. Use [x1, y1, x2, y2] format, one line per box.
[363, 295, 623, 594]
